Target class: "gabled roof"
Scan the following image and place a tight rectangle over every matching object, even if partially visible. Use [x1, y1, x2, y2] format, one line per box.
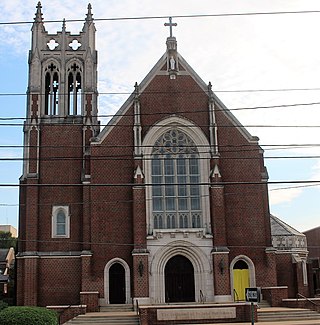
[270, 214, 305, 237]
[94, 38, 258, 145]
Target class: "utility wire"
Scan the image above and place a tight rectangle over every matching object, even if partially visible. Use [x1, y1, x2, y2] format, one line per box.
[1, 101, 320, 122]
[1, 183, 319, 208]
[1, 154, 320, 161]
[2, 122, 320, 128]
[2, 237, 318, 249]
[1, 88, 320, 97]
[2, 143, 320, 151]
[2, 10, 320, 26]
[1, 180, 320, 187]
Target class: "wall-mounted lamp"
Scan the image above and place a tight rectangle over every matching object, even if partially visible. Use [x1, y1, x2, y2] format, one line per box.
[219, 259, 225, 275]
[138, 260, 144, 277]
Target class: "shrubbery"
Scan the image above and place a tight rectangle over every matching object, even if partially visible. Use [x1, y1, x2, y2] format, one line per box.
[0, 306, 58, 325]
[0, 300, 8, 311]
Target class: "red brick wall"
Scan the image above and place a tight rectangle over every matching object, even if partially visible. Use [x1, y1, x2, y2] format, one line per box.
[212, 253, 230, 295]
[133, 255, 149, 297]
[262, 287, 288, 306]
[37, 123, 84, 253]
[275, 254, 298, 297]
[304, 227, 320, 258]
[80, 292, 99, 312]
[38, 258, 81, 306]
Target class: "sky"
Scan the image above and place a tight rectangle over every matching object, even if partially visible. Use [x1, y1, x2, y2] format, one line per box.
[0, 0, 320, 233]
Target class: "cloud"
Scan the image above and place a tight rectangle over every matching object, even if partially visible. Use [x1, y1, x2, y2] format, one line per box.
[269, 186, 303, 205]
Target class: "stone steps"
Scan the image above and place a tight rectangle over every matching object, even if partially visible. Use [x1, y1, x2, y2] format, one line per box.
[99, 304, 134, 313]
[258, 307, 320, 322]
[257, 299, 271, 308]
[64, 304, 140, 325]
[65, 313, 140, 324]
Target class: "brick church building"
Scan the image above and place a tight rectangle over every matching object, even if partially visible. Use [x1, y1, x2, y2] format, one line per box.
[17, 3, 310, 313]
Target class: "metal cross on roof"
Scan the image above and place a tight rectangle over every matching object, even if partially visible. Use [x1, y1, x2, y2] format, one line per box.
[164, 17, 177, 37]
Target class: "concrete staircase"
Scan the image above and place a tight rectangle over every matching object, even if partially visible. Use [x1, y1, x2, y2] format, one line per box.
[65, 304, 140, 325]
[257, 307, 320, 322]
[257, 299, 271, 309]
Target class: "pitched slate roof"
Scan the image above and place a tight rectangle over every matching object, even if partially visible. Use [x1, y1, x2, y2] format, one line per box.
[270, 214, 304, 237]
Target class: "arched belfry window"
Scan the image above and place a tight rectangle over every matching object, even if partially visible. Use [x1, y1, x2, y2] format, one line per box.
[67, 63, 82, 115]
[151, 129, 202, 230]
[44, 63, 59, 115]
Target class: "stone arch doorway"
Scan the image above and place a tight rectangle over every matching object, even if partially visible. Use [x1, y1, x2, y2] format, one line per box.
[165, 255, 195, 303]
[233, 260, 249, 301]
[109, 263, 126, 304]
[104, 258, 131, 304]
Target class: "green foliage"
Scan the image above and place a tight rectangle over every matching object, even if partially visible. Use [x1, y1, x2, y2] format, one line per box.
[0, 232, 17, 249]
[0, 306, 58, 325]
[0, 300, 8, 311]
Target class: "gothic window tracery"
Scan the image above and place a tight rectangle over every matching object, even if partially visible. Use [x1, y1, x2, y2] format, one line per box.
[151, 129, 202, 230]
[67, 63, 82, 115]
[44, 63, 59, 115]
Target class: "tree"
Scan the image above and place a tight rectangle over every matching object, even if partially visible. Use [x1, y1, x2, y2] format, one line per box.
[0, 232, 16, 250]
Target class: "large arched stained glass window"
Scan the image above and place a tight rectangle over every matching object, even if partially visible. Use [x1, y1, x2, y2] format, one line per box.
[152, 129, 202, 229]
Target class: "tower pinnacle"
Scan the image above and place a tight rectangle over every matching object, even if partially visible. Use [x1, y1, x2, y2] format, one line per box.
[86, 3, 93, 21]
[34, 2, 43, 23]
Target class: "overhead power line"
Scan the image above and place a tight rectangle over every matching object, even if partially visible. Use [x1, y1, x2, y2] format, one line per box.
[3, 237, 319, 249]
[2, 143, 320, 151]
[1, 154, 320, 161]
[2, 10, 320, 26]
[2, 122, 320, 128]
[1, 182, 319, 208]
[1, 100, 320, 123]
[1, 180, 320, 187]
[1, 88, 320, 97]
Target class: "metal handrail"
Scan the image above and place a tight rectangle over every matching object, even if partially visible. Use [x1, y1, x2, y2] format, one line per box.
[200, 290, 205, 303]
[296, 292, 319, 306]
[234, 288, 239, 302]
[136, 299, 139, 316]
[58, 304, 73, 325]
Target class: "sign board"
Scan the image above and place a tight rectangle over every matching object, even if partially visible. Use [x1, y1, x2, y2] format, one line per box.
[245, 287, 261, 303]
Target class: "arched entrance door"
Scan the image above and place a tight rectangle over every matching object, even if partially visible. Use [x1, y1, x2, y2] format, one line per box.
[233, 260, 249, 301]
[165, 255, 195, 303]
[109, 263, 126, 304]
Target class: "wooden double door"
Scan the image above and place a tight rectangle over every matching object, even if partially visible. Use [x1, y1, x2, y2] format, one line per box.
[165, 255, 195, 303]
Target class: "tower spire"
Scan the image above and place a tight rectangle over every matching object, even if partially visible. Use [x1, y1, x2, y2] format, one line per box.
[62, 18, 66, 32]
[34, 2, 43, 23]
[86, 3, 93, 22]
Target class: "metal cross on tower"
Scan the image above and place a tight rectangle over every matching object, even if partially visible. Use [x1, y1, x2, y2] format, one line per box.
[164, 17, 177, 37]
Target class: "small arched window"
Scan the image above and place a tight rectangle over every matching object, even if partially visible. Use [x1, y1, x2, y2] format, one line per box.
[52, 206, 70, 238]
[44, 63, 59, 115]
[67, 63, 82, 115]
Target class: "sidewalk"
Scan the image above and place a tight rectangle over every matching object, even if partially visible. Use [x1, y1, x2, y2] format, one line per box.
[162, 318, 320, 324]
[191, 321, 320, 325]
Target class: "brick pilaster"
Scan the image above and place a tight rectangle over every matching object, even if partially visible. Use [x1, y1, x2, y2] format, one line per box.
[212, 250, 230, 297]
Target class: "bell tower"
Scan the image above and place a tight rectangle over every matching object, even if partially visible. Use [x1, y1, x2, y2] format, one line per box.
[22, 2, 98, 179]
[18, 2, 98, 306]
